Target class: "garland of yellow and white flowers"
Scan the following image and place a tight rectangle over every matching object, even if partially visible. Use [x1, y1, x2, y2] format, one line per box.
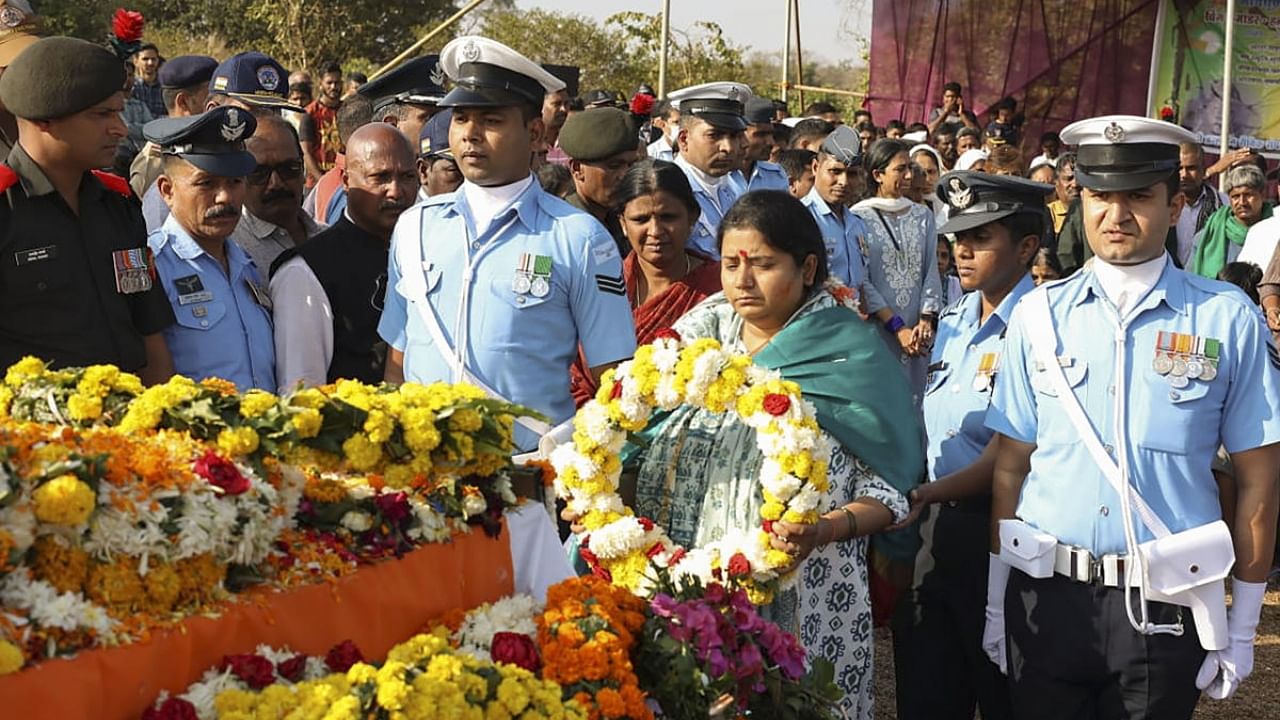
[550, 330, 833, 603]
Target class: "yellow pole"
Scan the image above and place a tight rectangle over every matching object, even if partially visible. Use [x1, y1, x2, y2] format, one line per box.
[369, 0, 490, 81]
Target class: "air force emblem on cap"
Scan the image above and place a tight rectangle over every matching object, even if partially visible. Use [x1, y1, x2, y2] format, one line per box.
[947, 177, 973, 209]
[256, 65, 280, 92]
[1103, 121, 1125, 143]
[221, 108, 247, 142]
[461, 39, 481, 62]
[430, 62, 446, 88]
[0, 5, 25, 28]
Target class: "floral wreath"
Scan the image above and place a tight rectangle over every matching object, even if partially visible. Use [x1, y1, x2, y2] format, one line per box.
[551, 313, 841, 603]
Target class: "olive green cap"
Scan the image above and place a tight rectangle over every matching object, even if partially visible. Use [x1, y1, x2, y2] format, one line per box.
[0, 37, 125, 120]
[558, 107, 637, 162]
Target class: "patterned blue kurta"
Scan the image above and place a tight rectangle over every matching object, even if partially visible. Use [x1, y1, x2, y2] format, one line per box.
[633, 291, 909, 719]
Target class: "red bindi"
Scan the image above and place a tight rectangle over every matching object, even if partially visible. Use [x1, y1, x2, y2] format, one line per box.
[738, 249, 749, 260]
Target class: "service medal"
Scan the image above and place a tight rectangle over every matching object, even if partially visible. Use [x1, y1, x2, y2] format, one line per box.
[1153, 355, 1173, 374]
[1169, 373, 1190, 389]
[530, 276, 550, 298]
[512, 273, 532, 294]
[1200, 363, 1218, 381]
[1170, 358, 1187, 377]
[972, 373, 990, 392]
[1186, 359, 1204, 379]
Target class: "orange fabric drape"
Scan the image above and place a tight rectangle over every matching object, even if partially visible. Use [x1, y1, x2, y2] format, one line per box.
[0, 526, 514, 719]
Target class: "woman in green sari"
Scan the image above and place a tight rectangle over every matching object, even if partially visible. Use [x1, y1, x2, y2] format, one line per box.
[632, 190, 923, 718]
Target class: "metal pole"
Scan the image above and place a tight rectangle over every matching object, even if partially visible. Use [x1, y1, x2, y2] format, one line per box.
[1145, 0, 1167, 119]
[782, 0, 793, 104]
[1218, 0, 1236, 191]
[793, 0, 805, 111]
[658, 0, 671, 97]
[370, 0, 489, 81]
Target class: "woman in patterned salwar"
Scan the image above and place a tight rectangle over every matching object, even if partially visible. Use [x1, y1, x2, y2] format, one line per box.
[631, 191, 923, 718]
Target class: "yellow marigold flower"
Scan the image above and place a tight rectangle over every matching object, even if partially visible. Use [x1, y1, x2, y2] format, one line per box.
[239, 390, 278, 418]
[765, 549, 793, 569]
[496, 676, 532, 715]
[323, 696, 362, 720]
[447, 408, 483, 433]
[0, 640, 24, 675]
[31, 535, 89, 593]
[4, 356, 46, 387]
[0, 386, 12, 418]
[290, 407, 324, 438]
[112, 372, 144, 395]
[85, 556, 145, 609]
[305, 477, 347, 503]
[199, 377, 238, 397]
[32, 474, 96, 526]
[66, 393, 103, 422]
[760, 501, 785, 522]
[363, 410, 395, 443]
[216, 426, 260, 457]
[342, 434, 382, 472]
[290, 387, 328, 410]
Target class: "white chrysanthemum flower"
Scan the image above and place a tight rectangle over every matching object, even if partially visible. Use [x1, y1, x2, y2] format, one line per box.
[654, 376, 681, 410]
[760, 461, 803, 500]
[179, 668, 243, 720]
[340, 511, 374, 532]
[788, 484, 822, 514]
[462, 493, 488, 519]
[576, 403, 615, 447]
[0, 503, 36, 552]
[652, 344, 680, 373]
[587, 517, 649, 559]
[454, 594, 541, 659]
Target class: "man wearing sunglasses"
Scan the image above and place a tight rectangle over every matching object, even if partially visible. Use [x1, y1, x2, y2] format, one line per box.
[230, 114, 326, 274]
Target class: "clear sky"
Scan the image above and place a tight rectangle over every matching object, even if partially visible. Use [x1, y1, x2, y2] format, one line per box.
[515, 0, 871, 64]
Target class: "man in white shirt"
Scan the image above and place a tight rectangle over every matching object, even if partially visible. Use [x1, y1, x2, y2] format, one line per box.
[646, 98, 679, 162]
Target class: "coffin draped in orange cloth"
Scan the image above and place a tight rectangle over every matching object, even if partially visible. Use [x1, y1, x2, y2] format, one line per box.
[0, 523, 515, 720]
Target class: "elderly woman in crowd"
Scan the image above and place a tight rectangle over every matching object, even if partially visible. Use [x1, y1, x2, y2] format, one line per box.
[570, 160, 721, 405]
[607, 191, 920, 717]
[1190, 164, 1272, 278]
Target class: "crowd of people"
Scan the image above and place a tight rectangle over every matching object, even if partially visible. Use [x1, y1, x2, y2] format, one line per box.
[0, 4, 1278, 718]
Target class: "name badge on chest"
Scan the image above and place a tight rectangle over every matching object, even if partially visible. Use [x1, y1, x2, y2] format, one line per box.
[112, 248, 154, 294]
[14, 245, 57, 266]
[174, 274, 213, 305]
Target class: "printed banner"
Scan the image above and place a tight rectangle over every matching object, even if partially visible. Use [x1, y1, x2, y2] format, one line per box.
[1149, 0, 1280, 154]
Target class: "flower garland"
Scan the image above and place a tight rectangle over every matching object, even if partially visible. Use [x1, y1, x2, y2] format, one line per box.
[549, 332, 832, 601]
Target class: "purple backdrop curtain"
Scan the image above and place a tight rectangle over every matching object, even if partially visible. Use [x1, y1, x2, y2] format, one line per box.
[868, 0, 1161, 156]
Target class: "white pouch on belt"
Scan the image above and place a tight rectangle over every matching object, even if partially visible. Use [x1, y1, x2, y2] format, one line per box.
[998, 518, 1057, 579]
[1139, 519, 1234, 651]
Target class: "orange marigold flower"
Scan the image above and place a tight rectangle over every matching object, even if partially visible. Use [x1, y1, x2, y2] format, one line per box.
[595, 688, 626, 719]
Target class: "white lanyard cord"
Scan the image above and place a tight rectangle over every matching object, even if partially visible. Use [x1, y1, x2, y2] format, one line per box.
[446, 208, 522, 382]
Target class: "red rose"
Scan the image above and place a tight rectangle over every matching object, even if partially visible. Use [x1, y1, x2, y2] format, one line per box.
[638, 517, 654, 532]
[727, 552, 751, 579]
[143, 697, 199, 720]
[762, 520, 775, 535]
[194, 449, 251, 496]
[762, 393, 791, 417]
[221, 653, 275, 689]
[610, 381, 624, 400]
[374, 491, 411, 523]
[653, 328, 681, 343]
[325, 640, 364, 672]
[112, 9, 145, 43]
[491, 631, 541, 672]
[276, 653, 307, 682]
[629, 93, 655, 116]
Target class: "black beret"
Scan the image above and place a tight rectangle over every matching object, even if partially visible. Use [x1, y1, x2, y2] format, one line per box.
[159, 55, 218, 90]
[558, 107, 637, 162]
[0, 37, 126, 120]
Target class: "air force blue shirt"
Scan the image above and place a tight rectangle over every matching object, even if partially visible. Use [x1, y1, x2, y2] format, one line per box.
[148, 214, 276, 391]
[801, 185, 869, 290]
[729, 160, 789, 194]
[378, 178, 636, 450]
[675, 154, 741, 260]
[986, 259, 1280, 555]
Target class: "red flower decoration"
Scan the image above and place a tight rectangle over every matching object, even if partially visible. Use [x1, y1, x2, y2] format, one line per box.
[668, 547, 687, 565]
[727, 552, 751, 579]
[638, 517, 654, 532]
[491, 632, 541, 672]
[112, 8, 145, 43]
[630, 93, 655, 116]
[143, 698, 199, 720]
[654, 328, 681, 342]
[1160, 105, 1176, 121]
[325, 640, 364, 673]
[374, 491, 411, 523]
[762, 393, 791, 416]
[194, 449, 251, 496]
[221, 654, 275, 689]
[645, 542, 665, 559]
[276, 653, 307, 682]
[579, 543, 600, 567]
[592, 564, 613, 582]
[762, 520, 775, 535]
[610, 381, 624, 400]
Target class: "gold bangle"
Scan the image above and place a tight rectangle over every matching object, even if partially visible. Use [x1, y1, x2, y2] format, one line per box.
[840, 506, 858, 540]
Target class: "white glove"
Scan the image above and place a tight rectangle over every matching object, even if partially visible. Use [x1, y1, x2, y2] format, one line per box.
[1196, 578, 1266, 700]
[983, 553, 1012, 674]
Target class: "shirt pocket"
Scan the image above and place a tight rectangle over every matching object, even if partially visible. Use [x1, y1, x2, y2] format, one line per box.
[483, 274, 555, 350]
[924, 362, 951, 396]
[1028, 359, 1088, 444]
[172, 301, 227, 332]
[3, 247, 74, 300]
[1139, 380, 1214, 455]
[1028, 358, 1087, 398]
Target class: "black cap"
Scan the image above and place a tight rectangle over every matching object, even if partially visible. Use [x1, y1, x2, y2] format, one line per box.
[144, 106, 258, 177]
[418, 108, 453, 159]
[819, 125, 862, 166]
[159, 55, 218, 90]
[744, 97, 775, 125]
[209, 52, 302, 111]
[358, 55, 447, 113]
[936, 171, 1052, 234]
[583, 89, 618, 108]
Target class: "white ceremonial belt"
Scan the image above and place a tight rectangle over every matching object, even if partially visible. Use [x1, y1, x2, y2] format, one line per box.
[1054, 543, 1135, 587]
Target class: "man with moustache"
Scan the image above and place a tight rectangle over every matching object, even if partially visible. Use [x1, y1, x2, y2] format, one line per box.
[231, 114, 325, 274]
[379, 36, 634, 453]
[668, 81, 751, 259]
[559, 106, 639, 256]
[0, 36, 175, 382]
[801, 125, 869, 289]
[271, 124, 417, 387]
[146, 106, 275, 391]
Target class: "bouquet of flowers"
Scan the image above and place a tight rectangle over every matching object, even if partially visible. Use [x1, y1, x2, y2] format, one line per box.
[2, 358, 143, 426]
[632, 568, 841, 720]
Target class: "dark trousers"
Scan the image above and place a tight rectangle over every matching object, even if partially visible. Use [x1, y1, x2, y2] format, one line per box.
[894, 503, 1013, 720]
[1005, 570, 1206, 720]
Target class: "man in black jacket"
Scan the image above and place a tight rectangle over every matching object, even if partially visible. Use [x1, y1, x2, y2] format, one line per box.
[269, 123, 417, 387]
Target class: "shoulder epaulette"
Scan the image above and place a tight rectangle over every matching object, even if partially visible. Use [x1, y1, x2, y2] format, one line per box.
[90, 169, 133, 198]
[0, 164, 17, 193]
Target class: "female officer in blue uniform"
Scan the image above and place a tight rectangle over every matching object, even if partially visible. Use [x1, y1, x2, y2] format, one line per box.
[891, 172, 1050, 720]
[378, 36, 635, 452]
[146, 106, 277, 391]
[984, 116, 1280, 718]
